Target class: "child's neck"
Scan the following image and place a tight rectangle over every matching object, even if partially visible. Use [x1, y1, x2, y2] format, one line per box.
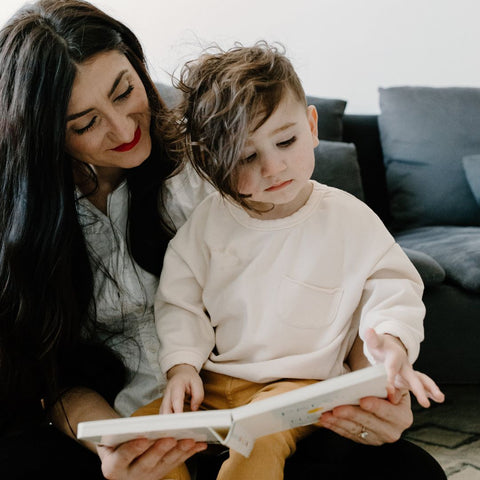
[243, 181, 313, 220]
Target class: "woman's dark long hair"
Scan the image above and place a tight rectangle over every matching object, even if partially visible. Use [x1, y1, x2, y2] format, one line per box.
[0, 0, 176, 431]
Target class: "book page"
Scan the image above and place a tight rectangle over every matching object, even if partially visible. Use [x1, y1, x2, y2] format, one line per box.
[91, 426, 227, 447]
[78, 410, 233, 446]
[230, 364, 387, 442]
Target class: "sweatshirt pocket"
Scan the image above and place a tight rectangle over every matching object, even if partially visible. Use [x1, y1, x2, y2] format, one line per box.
[277, 276, 343, 329]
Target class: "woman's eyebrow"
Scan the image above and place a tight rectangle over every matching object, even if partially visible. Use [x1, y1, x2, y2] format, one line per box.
[66, 107, 94, 122]
[108, 69, 128, 97]
[66, 69, 129, 122]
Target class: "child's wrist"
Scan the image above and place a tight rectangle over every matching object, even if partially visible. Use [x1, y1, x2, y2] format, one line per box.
[384, 333, 408, 354]
[167, 363, 198, 379]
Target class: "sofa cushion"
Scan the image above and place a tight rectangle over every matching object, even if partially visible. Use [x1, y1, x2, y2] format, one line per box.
[306, 96, 347, 142]
[463, 154, 480, 206]
[395, 226, 480, 292]
[311, 141, 364, 200]
[401, 248, 445, 286]
[378, 86, 480, 230]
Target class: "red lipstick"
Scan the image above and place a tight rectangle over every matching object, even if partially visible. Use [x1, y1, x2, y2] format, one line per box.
[112, 126, 141, 152]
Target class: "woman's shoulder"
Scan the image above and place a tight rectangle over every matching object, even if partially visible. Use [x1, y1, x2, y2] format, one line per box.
[162, 163, 216, 230]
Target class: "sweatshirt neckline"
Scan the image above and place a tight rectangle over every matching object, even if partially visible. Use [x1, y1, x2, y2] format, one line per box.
[226, 181, 324, 230]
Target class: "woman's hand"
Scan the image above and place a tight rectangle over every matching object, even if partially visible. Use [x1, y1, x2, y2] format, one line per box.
[98, 437, 207, 480]
[318, 386, 413, 446]
[51, 387, 207, 478]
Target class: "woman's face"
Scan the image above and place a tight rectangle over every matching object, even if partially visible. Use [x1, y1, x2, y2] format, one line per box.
[65, 50, 151, 173]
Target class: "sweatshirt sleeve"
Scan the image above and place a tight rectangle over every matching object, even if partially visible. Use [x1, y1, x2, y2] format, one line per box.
[358, 242, 425, 365]
[155, 221, 215, 374]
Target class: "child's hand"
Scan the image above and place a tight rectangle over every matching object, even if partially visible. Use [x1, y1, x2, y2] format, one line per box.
[364, 328, 445, 408]
[160, 364, 204, 414]
[392, 370, 445, 407]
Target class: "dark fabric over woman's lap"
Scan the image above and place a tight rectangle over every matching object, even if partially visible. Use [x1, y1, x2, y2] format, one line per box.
[0, 424, 103, 480]
[1, 425, 446, 479]
[284, 428, 447, 480]
[195, 428, 447, 480]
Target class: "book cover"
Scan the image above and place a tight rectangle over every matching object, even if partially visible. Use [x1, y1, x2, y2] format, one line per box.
[77, 363, 387, 457]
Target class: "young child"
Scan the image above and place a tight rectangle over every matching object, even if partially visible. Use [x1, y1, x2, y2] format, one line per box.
[148, 43, 444, 479]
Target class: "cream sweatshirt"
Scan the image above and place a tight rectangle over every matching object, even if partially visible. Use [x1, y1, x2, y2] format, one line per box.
[155, 181, 425, 383]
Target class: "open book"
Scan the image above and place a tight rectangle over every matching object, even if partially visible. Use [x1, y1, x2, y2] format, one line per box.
[77, 364, 387, 457]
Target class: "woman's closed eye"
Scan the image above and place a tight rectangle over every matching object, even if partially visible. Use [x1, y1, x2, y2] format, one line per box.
[277, 136, 296, 148]
[72, 85, 135, 135]
[114, 84, 134, 102]
[73, 116, 97, 135]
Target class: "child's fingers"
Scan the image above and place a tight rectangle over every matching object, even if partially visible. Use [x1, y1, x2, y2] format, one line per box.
[189, 380, 204, 412]
[393, 374, 409, 390]
[171, 386, 186, 413]
[159, 386, 173, 414]
[415, 371, 445, 403]
[159, 401, 171, 414]
[402, 368, 431, 408]
[161, 392, 178, 414]
[162, 380, 186, 414]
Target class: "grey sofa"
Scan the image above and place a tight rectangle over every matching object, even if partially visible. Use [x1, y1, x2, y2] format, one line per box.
[308, 87, 480, 384]
[158, 82, 480, 384]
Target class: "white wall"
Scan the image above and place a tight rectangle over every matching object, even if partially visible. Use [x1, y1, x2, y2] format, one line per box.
[2, 0, 480, 113]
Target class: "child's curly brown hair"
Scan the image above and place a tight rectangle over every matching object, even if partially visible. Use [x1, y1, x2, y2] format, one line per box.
[174, 41, 307, 209]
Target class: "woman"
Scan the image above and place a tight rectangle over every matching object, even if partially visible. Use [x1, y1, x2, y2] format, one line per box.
[0, 1, 445, 479]
[0, 1, 207, 478]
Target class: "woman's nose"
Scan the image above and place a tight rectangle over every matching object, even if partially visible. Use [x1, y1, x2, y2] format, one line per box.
[108, 114, 135, 144]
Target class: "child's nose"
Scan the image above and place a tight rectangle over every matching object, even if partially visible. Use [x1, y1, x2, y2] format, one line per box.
[260, 155, 287, 177]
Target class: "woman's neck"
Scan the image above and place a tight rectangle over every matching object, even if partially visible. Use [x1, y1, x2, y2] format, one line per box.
[75, 165, 126, 214]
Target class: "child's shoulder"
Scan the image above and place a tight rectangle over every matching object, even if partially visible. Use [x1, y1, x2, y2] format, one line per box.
[312, 180, 368, 211]
[312, 180, 387, 228]
[312, 181, 394, 246]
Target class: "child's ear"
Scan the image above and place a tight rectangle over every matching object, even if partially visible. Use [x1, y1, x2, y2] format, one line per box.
[307, 105, 320, 148]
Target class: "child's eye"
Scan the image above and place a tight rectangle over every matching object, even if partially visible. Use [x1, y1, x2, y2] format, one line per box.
[278, 136, 296, 147]
[73, 116, 97, 135]
[115, 84, 134, 102]
[241, 152, 257, 164]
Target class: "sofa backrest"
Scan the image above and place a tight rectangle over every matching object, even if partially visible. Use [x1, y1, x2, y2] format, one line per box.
[156, 83, 392, 225]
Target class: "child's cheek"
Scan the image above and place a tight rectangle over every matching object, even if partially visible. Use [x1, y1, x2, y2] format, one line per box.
[236, 169, 254, 195]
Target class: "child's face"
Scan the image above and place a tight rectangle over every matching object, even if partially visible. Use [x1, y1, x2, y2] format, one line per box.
[237, 91, 319, 219]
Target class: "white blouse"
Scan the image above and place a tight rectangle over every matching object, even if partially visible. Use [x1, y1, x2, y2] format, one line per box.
[76, 165, 213, 416]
